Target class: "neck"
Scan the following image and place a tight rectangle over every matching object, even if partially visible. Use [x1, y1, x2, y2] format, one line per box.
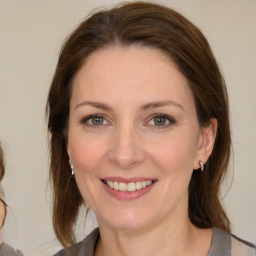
[95, 214, 212, 256]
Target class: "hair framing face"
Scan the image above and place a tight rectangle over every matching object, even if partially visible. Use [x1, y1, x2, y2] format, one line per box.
[46, 2, 231, 247]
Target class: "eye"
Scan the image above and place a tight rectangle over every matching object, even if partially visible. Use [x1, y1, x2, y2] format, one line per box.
[80, 114, 109, 127]
[146, 114, 175, 128]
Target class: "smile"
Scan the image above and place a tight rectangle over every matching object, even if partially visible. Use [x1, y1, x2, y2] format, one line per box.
[103, 180, 153, 192]
[101, 178, 157, 200]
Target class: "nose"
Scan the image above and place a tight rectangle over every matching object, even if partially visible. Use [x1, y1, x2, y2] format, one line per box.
[108, 125, 146, 169]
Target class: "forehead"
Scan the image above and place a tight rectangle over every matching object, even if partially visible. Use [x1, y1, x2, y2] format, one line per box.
[71, 46, 195, 110]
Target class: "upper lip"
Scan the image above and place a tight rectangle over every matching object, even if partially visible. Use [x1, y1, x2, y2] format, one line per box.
[101, 176, 157, 183]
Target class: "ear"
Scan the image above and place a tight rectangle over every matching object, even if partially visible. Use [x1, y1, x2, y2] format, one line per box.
[193, 118, 218, 170]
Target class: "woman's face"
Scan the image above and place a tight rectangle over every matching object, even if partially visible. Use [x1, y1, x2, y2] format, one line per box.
[67, 46, 216, 231]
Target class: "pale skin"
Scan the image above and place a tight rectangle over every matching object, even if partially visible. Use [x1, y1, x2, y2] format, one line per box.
[0, 201, 5, 228]
[0, 196, 6, 244]
[67, 46, 218, 256]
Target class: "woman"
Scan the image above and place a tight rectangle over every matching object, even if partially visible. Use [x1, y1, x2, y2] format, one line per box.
[47, 2, 256, 256]
[0, 142, 23, 256]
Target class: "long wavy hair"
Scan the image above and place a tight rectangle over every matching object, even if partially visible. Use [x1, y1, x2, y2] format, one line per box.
[46, 1, 231, 247]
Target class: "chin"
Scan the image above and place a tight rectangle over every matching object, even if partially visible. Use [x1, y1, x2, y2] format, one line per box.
[98, 208, 156, 231]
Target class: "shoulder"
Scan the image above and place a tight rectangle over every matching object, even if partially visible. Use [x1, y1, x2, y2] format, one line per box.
[0, 243, 23, 256]
[208, 227, 256, 256]
[230, 234, 256, 256]
[53, 228, 100, 256]
[53, 240, 84, 256]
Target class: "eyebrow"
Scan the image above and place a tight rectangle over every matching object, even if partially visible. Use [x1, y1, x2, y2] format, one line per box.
[75, 101, 113, 111]
[139, 100, 184, 111]
[74, 100, 184, 111]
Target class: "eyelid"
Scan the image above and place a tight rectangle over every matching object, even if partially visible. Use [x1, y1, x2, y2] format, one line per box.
[80, 114, 110, 127]
[144, 113, 176, 128]
[79, 113, 176, 128]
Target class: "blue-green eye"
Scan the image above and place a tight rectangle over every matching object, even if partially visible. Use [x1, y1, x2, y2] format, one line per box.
[81, 114, 108, 126]
[153, 116, 167, 125]
[90, 116, 104, 125]
[147, 114, 175, 127]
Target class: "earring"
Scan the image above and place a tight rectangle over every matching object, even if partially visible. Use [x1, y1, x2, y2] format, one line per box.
[69, 159, 74, 176]
[199, 160, 204, 172]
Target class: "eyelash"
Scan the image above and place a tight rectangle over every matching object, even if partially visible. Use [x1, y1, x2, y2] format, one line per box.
[80, 113, 176, 129]
[145, 114, 176, 129]
[80, 114, 109, 127]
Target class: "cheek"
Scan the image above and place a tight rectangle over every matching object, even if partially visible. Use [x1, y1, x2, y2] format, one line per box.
[68, 131, 108, 173]
[146, 130, 199, 175]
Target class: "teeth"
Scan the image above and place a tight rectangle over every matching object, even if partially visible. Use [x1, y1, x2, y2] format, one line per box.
[146, 180, 152, 186]
[136, 182, 142, 190]
[107, 180, 114, 188]
[119, 182, 127, 191]
[113, 181, 119, 190]
[105, 180, 153, 192]
[127, 182, 136, 192]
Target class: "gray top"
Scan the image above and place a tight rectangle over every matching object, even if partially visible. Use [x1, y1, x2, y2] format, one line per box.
[54, 227, 256, 256]
[0, 243, 23, 256]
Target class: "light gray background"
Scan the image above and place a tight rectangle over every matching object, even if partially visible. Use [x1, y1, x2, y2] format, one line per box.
[0, 0, 255, 255]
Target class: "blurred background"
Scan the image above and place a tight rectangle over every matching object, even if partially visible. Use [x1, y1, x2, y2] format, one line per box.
[0, 0, 255, 255]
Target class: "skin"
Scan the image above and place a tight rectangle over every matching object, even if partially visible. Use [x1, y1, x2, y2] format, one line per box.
[0, 195, 6, 244]
[67, 46, 217, 256]
[0, 200, 5, 228]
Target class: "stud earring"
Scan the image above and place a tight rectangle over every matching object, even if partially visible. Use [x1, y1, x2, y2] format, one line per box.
[199, 160, 204, 172]
[69, 159, 74, 176]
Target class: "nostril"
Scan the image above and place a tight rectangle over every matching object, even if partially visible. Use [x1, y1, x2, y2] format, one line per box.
[110, 158, 139, 169]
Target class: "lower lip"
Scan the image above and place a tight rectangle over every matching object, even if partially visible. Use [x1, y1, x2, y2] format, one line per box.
[102, 181, 156, 200]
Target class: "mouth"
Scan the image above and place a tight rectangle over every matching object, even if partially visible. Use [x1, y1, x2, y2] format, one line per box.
[101, 179, 156, 192]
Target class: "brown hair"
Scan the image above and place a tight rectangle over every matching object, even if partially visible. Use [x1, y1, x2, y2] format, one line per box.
[0, 142, 5, 182]
[47, 1, 231, 247]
